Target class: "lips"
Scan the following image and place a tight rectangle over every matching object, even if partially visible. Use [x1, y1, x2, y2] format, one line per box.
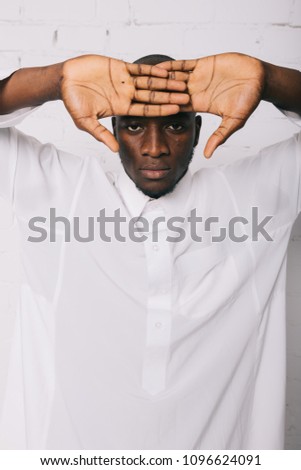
[139, 167, 171, 180]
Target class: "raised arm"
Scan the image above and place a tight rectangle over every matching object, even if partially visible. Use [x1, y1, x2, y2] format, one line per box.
[0, 54, 189, 151]
[262, 61, 301, 114]
[159, 53, 301, 157]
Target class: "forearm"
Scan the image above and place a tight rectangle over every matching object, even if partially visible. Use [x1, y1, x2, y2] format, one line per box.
[262, 61, 301, 115]
[0, 62, 63, 114]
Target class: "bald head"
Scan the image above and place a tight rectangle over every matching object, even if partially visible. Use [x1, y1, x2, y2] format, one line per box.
[133, 54, 174, 66]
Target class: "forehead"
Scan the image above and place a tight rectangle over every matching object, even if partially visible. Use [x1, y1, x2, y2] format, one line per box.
[116, 112, 195, 125]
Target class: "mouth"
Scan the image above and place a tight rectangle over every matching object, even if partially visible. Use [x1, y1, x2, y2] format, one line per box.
[139, 167, 171, 180]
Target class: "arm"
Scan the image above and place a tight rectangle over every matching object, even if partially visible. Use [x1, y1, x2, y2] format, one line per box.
[0, 63, 63, 113]
[159, 53, 301, 157]
[262, 61, 301, 114]
[0, 55, 189, 151]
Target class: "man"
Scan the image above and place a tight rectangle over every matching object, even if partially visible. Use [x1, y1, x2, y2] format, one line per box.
[0, 52, 300, 450]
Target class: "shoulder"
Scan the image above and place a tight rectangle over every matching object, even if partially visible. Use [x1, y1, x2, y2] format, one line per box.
[192, 133, 301, 223]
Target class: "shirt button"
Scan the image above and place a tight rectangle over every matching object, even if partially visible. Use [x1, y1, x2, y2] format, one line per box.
[155, 322, 162, 329]
[152, 244, 159, 251]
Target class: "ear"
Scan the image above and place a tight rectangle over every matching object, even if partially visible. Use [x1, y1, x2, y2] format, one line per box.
[112, 117, 117, 137]
[193, 115, 202, 147]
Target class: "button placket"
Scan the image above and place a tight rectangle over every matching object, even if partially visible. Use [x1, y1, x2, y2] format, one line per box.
[142, 208, 172, 395]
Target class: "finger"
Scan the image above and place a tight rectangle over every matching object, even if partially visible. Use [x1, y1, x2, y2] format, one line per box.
[134, 90, 190, 105]
[126, 103, 180, 117]
[157, 59, 198, 72]
[126, 63, 169, 78]
[168, 71, 190, 81]
[133, 76, 187, 92]
[203, 116, 245, 158]
[76, 117, 119, 152]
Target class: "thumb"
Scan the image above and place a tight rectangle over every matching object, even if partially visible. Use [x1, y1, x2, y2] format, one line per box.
[203, 116, 245, 158]
[75, 117, 119, 153]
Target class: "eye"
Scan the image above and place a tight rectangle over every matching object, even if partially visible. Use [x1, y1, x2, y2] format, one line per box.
[167, 123, 184, 131]
[127, 124, 143, 132]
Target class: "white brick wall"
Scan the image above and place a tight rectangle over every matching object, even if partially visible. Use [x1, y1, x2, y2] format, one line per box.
[0, 0, 301, 450]
[23, 0, 97, 22]
[131, 0, 215, 24]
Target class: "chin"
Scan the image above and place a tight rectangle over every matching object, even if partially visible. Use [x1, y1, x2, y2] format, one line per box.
[136, 182, 176, 199]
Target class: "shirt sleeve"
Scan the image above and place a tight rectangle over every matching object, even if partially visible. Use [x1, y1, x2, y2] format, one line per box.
[0, 126, 18, 203]
[216, 112, 301, 228]
[0, 65, 39, 204]
[0, 70, 87, 216]
[0, 68, 39, 202]
[0, 107, 38, 203]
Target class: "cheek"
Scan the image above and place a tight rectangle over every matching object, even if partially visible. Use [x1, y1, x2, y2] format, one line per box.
[119, 141, 135, 161]
[118, 136, 141, 161]
[171, 133, 195, 152]
[171, 142, 194, 165]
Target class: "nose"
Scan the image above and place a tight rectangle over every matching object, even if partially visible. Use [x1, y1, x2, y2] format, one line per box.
[141, 126, 170, 158]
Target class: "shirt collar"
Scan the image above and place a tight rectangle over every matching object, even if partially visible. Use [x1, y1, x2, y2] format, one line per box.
[115, 170, 152, 218]
[115, 168, 193, 219]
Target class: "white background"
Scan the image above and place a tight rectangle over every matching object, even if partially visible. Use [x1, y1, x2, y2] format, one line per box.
[0, 0, 300, 449]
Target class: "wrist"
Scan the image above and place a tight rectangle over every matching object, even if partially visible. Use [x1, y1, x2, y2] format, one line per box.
[43, 62, 64, 101]
[261, 61, 278, 104]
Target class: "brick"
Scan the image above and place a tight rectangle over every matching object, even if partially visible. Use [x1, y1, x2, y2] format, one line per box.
[56, 26, 107, 52]
[290, 0, 301, 26]
[184, 25, 261, 59]
[215, 0, 293, 24]
[17, 114, 65, 144]
[0, 25, 53, 51]
[96, 0, 130, 23]
[0, 2, 21, 20]
[260, 26, 301, 64]
[109, 25, 186, 59]
[131, 0, 214, 24]
[24, 0, 96, 21]
[240, 114, 299, 153]
[0, 53, 20, 72]
[20, 52, 70, 68]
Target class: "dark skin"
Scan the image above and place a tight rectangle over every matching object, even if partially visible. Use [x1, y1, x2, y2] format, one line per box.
[112, 113, 202, 199]
[1, 52, 300, 167]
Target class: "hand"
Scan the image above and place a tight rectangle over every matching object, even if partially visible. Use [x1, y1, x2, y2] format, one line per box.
[60, 55, 189, 151]
[159, 53, 265, 157]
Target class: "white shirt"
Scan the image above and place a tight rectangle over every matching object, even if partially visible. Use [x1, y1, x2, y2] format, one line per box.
[0, 108, 300, 450]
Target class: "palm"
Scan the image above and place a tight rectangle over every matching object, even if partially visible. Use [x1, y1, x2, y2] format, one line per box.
[60, 55, 189, 151]
[189, 54, 263, 120]
[62, 57, 134, 120]
[160, 53, 265, 157]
